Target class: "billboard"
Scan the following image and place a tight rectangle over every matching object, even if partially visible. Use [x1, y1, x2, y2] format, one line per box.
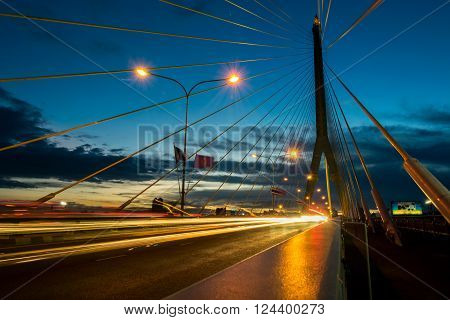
[391, 201, 422, 215]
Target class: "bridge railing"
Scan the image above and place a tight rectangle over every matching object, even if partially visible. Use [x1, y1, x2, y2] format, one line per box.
[373, 216, 449, 237]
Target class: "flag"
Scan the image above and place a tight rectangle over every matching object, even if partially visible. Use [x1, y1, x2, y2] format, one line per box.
[271, 187, 287, 197]
[174, 145, 185, 164]
[194, 154, 214, 169]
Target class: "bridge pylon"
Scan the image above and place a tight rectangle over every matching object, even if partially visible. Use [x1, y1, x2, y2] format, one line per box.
[304, 16, 347, 214]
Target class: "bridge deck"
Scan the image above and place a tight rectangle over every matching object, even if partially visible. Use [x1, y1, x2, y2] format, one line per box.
[167, 220, 341, 299]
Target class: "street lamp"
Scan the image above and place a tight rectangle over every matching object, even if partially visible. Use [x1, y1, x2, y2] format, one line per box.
[134, 67, 150, 78]
[251, 151, 299, 212]
[286, 148, 300, 161]
[228, 74, 240, 84]
[135, 67, 241, 210]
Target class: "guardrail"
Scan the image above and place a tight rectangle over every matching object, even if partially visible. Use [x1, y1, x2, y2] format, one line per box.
[373, 215, 449, 236]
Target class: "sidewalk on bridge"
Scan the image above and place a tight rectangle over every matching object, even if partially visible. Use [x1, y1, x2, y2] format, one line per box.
[167, 220, 342, 299]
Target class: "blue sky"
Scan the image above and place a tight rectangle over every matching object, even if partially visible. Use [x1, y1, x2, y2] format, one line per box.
[0, 0, 449, 210]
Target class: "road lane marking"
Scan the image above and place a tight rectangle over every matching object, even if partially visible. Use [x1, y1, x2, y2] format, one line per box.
[95, 255, 128, 262]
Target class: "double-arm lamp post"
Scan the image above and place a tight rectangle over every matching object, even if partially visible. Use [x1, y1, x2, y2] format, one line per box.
[135, 68, 241, 210]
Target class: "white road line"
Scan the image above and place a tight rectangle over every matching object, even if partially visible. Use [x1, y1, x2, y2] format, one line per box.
[95, 255, 128, 262]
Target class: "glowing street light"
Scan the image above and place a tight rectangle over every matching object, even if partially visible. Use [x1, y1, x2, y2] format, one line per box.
[251, 154, 258, 158]
[297, 188, 301, 192]
[286, 148, 300, 160]
[321, 195, 326, 200]
[278, 204, 283, 209]
[228, 74, 240, 84]
[134, 67, 150, 78]
[59, 201, 67, 206]
[283, 177, 288, 181]
[317, 188, 321, 192]
[307, 174, 313, 180]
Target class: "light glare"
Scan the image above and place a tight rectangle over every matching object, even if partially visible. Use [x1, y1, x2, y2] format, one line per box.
[228, 74, 240, 84]
[135, 67, 149, 78]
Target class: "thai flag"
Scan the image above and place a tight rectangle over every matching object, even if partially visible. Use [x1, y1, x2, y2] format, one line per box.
[174, 145, 185, 164]
[271, 187, 287, 197]
[194, 154, 214, 169]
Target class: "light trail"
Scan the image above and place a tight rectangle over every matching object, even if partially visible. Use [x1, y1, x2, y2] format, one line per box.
[0, 217, 267, 235]
[0, 218, 321, 266]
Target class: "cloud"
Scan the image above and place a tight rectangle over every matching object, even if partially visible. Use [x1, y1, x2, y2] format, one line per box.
[109, 148, 126, 154]
[347, 122, 450, 205]
[0, 88, 51, 146]
[0, 90, 279, 191]
[0, 179, 36, 189]
[76, 134, 99, 139]
[403, 104, 450, 126]
[1, 87, 448, 208]
[0, 88, 149, 184]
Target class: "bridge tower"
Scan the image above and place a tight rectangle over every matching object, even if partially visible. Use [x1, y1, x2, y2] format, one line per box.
[304, 16, 346, 213]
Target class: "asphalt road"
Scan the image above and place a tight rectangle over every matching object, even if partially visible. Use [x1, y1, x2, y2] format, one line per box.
[0, 218, 320, 299]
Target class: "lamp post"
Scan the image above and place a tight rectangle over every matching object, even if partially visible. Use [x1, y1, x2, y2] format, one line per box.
[135, 68, 240, 211]
[251, 150, 300, 212]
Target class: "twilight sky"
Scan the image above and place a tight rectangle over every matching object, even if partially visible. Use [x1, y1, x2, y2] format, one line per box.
[0, 0, 449, 210]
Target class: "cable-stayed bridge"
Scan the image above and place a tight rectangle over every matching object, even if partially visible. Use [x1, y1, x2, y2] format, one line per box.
[0, 0, 448, 299]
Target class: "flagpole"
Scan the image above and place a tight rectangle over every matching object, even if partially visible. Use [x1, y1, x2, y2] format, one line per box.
[180, 79, 227, 211]
[174, 144, 181, 202]
[270, 158, 276, 212]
